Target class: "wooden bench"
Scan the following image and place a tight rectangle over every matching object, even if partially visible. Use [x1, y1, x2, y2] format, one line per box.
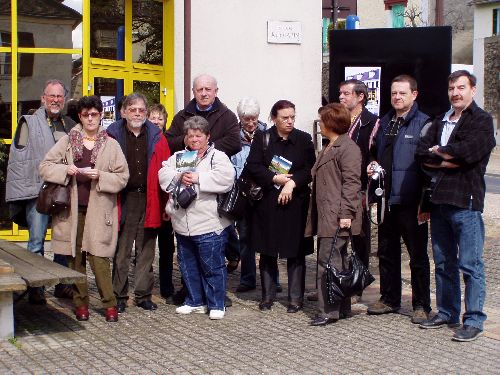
[0, 239, 86, 338]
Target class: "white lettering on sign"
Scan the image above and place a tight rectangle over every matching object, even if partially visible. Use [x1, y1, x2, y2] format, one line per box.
[267, 21, 302, 44]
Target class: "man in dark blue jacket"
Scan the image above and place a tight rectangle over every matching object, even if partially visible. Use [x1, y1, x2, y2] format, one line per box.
[416, 70, 495, 342]
[366, 75, 431, 324]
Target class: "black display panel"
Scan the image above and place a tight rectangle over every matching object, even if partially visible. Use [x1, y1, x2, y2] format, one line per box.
[329, 26, 452, 119]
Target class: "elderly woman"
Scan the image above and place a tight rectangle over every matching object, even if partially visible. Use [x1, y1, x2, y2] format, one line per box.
[246, 100, 316, 312]
[158, 116, 235, 320]
[147, 103, 176, 303]
[39, 96, 129, 322]
[306, 103, 362, 326]
[227, 97, 267, 292]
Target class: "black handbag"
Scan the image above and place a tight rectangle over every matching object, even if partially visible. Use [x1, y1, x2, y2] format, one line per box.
[325, 228, 375, 304]
[175, 180, 197, 209]
[36, 181, 71, 215]
[217, 178, 248, 221]
[237, 176, 263, 202]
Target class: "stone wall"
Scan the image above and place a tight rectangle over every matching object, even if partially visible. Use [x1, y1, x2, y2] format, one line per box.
[483, 35, 499, 138]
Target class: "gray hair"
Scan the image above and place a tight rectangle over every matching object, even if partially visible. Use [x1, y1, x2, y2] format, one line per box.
[183, 115, 210, 136]
[122, 93, 148, 109]
[236, 97, 260, 118]
[42, 79, 69, 97]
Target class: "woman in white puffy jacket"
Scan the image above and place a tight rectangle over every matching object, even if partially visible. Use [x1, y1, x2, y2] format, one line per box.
[159, 116, 235, 320]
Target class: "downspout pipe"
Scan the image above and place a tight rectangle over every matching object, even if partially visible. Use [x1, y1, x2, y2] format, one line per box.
[184, 0, 191, 106]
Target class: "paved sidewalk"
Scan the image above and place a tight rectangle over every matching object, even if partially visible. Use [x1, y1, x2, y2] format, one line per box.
[0, 149, 498, 374]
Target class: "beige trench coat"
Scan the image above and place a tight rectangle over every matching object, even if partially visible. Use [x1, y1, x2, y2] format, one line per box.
[305, 133, 362, 237]
[39, 125, 129, 258]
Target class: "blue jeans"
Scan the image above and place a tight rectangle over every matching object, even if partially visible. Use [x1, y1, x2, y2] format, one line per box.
[25, 199, 68, 267]
[25, 199, 49, 255]
[431, 204, 487, 330]
[176, 228, 229, 310]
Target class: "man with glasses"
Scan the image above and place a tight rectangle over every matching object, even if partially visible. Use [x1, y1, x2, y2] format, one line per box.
[6, 79, 76, 304]
[339, 79, 378, 274]
[366, 75, 432, 324]
[106, 93, 170, 313]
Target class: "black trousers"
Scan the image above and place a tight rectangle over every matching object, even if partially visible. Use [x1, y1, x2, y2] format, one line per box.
[157, 220, 175, 297]
[377, 203, 431, 311]
[352, 206, 371, 269]
[259, 254, 305, 304]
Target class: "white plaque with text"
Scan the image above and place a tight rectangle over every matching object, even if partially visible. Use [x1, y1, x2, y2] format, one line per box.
[267, 21, 302, 44]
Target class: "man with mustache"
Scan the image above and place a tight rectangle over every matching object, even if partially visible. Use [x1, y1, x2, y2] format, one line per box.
[106, 93, 170, 313]
[416, 70, 496, 342]
[6, 79, 76, 304]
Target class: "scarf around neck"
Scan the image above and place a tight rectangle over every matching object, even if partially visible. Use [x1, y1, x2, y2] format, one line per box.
[69, 127, 108, 165]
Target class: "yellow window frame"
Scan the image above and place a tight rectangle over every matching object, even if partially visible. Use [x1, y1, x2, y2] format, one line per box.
[1, 0, 175, 241]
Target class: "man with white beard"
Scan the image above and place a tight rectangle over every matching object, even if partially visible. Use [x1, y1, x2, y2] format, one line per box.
[106, 93, 170, 313]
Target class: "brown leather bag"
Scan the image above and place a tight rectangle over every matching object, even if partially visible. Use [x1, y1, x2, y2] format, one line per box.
[36, 181, 71, 215]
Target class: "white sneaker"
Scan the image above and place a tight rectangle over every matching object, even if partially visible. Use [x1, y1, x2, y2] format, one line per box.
[209, 309, 225, 320]
[175, 305, 207, 315]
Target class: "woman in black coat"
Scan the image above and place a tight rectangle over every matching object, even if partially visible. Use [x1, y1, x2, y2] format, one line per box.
[246, 100, 316, 312]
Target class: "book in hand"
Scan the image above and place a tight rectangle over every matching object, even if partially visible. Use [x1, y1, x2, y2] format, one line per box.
[176, 150, 197, 172]
[269, 155, 292, 189]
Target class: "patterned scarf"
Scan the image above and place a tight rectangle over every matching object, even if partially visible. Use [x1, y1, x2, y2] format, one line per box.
[69, 127, 108, 165]
[242, 129, 256, 143]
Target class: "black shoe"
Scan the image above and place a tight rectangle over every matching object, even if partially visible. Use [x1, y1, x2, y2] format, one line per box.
[162, 295, 175, 305]
[419, 315, 460, 329]
[367, 301, 399, 315]
[340, 311, 353, 320]
[276, 285, 283, 293]
[235, 284, 256, 293]
[117, 300, 127, 314]
[452, 325, 483, 342]
[310, 316, 337, 326]
[137, 300, 158, 311]
[224, 295, 233, 308]
[172, 288, 187, 306]
[306, 291, 318, 301]
[28, 287, 47, 305]
[54, 284, 74, 299]
[287, 304, 302, 313]
[258, 301, 273, 311]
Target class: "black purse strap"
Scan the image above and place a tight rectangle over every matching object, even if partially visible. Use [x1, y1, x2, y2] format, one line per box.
[326, 227, 356, 266]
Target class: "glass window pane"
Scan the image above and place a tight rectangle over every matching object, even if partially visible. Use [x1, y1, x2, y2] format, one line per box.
[133, 80, 160, 106]
[93, 77, 124, 127]
[17, 53, 79, 116]
[17, 1, 82, 49]
[0, 52, 12, 139]
[133, 0, 163, 65]
[91, 0, 125, 60]
[0, 1, 11, 35]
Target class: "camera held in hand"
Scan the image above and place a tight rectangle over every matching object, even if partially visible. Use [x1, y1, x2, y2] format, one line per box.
[370, 164, 385, 181]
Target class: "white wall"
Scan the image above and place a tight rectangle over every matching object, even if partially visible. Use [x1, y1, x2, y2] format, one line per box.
[176, 0, 322, 134]
[472, 3, 498, 108]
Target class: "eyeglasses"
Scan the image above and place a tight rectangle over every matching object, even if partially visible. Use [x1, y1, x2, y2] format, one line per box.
[127, 107, 147, 114]
[80, 112, 101, 119]
[44, 94, 65, 100]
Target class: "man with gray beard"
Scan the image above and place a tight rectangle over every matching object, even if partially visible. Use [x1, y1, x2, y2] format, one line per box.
[106, 93, 170, 313]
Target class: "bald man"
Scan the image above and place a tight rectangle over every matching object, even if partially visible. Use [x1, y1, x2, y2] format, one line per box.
[166, 74, 241, 156]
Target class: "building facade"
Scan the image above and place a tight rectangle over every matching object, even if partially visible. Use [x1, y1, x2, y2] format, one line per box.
[0, 0, 322, 240]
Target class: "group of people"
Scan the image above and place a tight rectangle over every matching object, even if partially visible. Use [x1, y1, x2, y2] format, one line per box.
[5, 70, 495, 342]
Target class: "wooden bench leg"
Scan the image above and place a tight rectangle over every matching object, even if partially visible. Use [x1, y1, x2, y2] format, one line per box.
[0, 292, 15, 339]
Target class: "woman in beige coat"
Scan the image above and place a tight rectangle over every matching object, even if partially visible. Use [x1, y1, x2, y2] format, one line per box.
[39, 96, 129, 322]
[306, 103, 362, 326]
